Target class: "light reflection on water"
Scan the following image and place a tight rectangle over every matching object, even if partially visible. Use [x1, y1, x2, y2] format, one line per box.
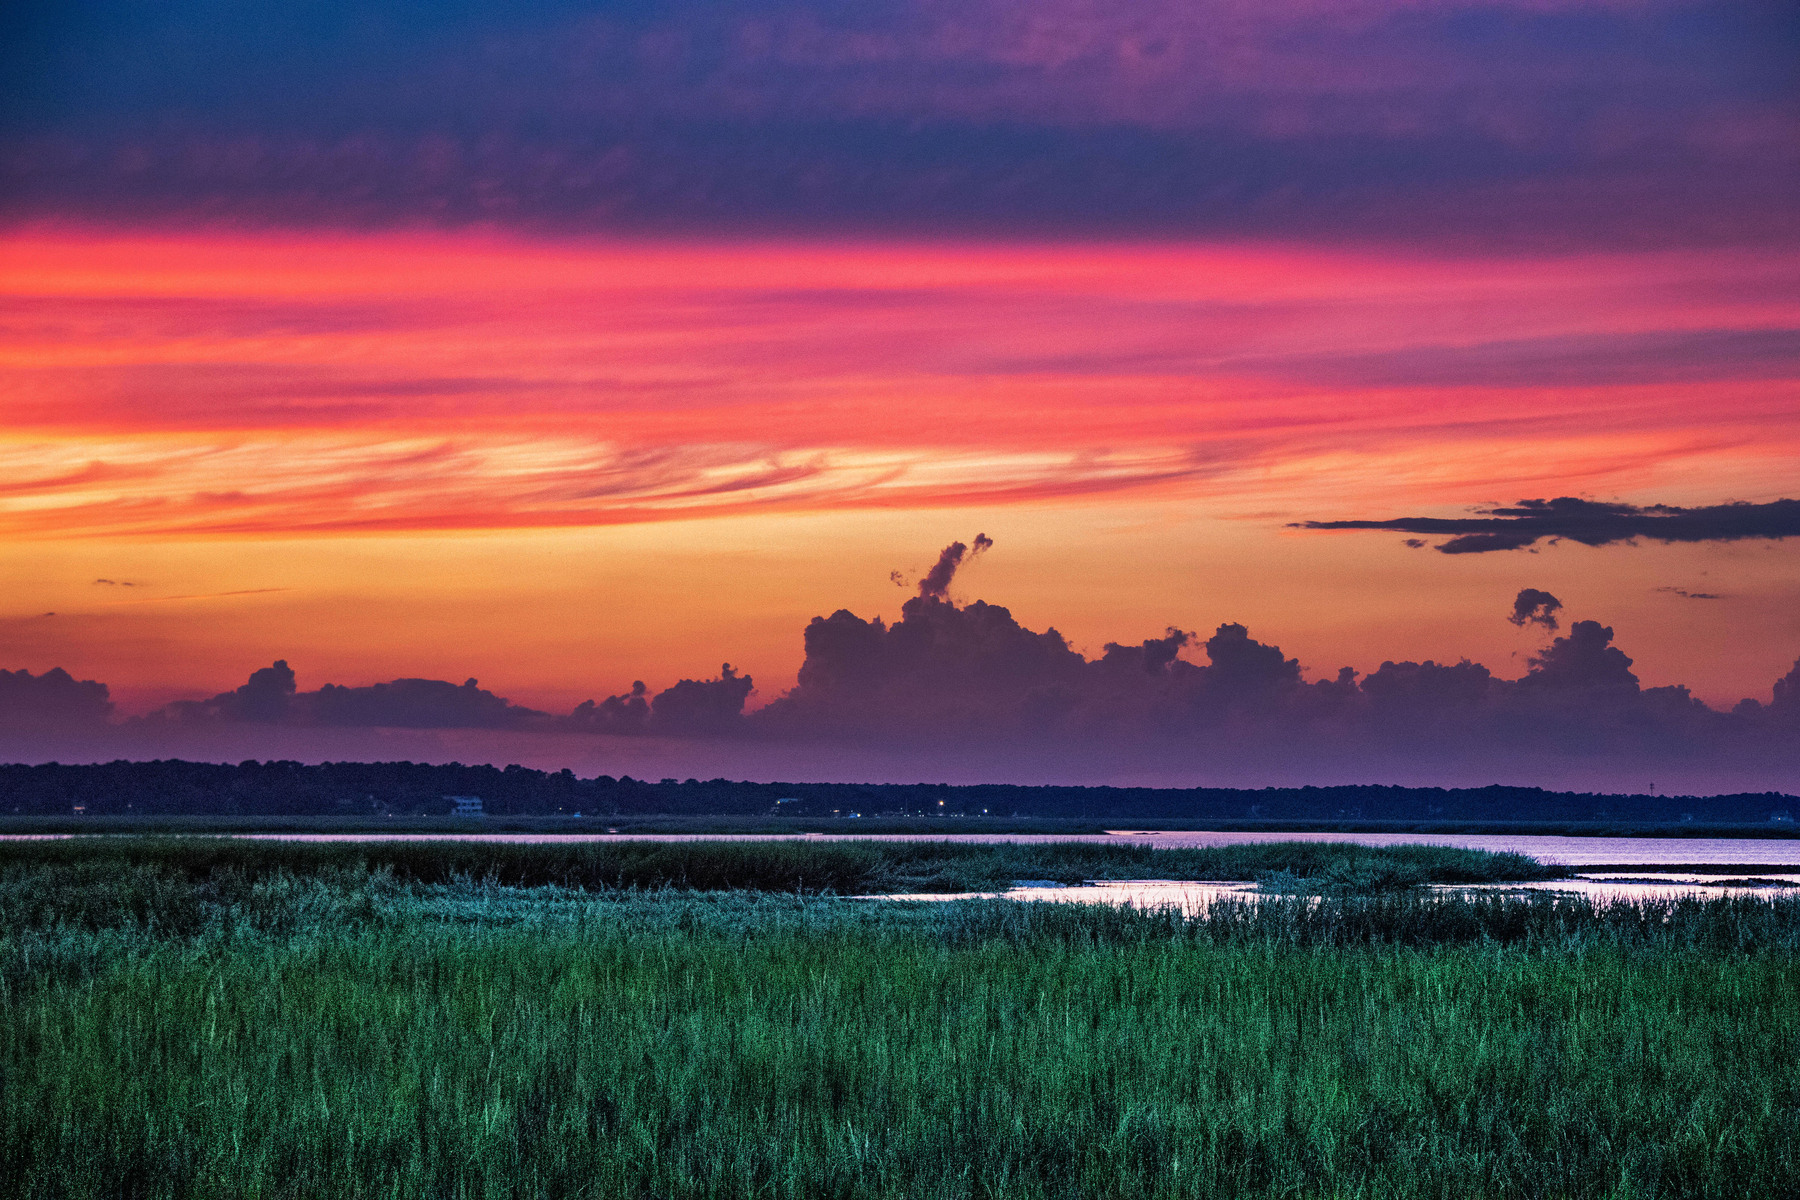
[7, 828, 1798, 908]
[880, 875, 1800, 914]
[32, 830, 1800, 868]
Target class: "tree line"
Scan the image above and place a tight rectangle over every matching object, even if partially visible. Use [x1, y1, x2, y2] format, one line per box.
[0, 759, 1795, 824]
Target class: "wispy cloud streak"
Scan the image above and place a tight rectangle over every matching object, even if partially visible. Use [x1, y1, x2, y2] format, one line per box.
[2, 233, 1798, 537]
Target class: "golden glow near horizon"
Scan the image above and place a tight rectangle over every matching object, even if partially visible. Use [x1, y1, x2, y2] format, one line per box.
[3, 229, 1798, 714]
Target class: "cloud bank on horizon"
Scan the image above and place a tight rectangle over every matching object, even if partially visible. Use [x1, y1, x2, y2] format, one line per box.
[6, 541, 1800, 788]
[3, 0, 1795, 247]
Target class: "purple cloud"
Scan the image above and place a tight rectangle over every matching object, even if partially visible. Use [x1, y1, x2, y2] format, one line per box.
[1, 0, 1793, 245]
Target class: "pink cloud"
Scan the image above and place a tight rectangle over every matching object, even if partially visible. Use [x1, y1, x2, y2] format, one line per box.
[1, 230, 1796, 537]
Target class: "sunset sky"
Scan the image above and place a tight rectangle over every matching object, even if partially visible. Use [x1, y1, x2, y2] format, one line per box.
[2, 0, 1797, 783]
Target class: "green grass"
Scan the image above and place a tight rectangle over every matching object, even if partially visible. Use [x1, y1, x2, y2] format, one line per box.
[2, 846, 1796, 1199]
[0, 836, 1563, 900]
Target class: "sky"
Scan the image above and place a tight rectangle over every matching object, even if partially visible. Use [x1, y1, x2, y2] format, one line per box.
[1, 0, 1797, 788]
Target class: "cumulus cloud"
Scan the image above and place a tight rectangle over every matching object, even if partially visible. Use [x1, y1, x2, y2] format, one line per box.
[159, 663, 549, 730]
[9, 537, 1800, 785]
[567, 680, 650, 735]
[1509, 588, 1562, 630]
[738, 541, 1800, 779]
[1772, 660, 1800, 720]
[0, 666, 112, 729]
[567, 668, 756, 736]
[1520, 621, 1639, 691]
[643, 666, 755, 735]
[1295, 497, 1800, 554]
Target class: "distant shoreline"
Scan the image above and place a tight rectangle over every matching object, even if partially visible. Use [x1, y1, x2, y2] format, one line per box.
[7, 813, 1800, 840]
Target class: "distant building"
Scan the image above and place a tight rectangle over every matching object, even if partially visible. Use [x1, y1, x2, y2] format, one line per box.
[447, 795, 485, 818]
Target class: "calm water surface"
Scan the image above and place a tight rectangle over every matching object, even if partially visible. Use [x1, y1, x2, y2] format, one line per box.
[888, 874, 1800, 912]
[10, 829, 1799, 905]
[204, 829, 1800, 868]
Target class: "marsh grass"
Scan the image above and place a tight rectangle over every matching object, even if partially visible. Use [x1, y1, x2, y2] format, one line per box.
[2, 844, 1795, 1199]
[0, 836, 1562, 901]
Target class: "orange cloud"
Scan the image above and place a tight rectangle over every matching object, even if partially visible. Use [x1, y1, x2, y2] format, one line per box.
[1, 228, 1797, 540]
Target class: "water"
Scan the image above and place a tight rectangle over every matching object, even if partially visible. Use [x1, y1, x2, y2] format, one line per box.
[156, 829, 1800, 868]
[13, 829, 1800, 905]
[884, 874, 1800, 913]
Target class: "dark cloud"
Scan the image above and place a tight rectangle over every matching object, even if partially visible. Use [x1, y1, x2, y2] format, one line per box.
[209, 659, 299, 722]
[0, 666, 112, 729]
[568, 667, 756, 736]
[312, 677, 544, 729]
[1509, 588, 1562, 631]
[1, 0, 1794, 246]
[741, 568, 1800, 784]
[1520, 621, 1639, 691]
[915, 533, 991, 600]
[10, 538, 1800, 786]
[567, 680, 649, 735]
[159, 664, 550, 729]
[1295, 497, 1800, 554]
[1656, 587, 1724, 600]
[1360, 658, 1495, 715]
[1099, 628, 1192, 676]
[643, 666, 755, 735]
[1772, 661, 1800, 720]
[735, 544, 1800, 782]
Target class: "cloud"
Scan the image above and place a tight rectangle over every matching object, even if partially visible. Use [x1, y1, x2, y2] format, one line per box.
[0, 666, 112, 729]
[641, 666, 755, 735]
[741, 566, 1793, 783]
[10, 537, 1800, 786]
[0, 430, 1218, 540]
[157, 663, 550, 729]
[916, 532, 992, 600]
[549, 667, 762, 736]
[1294, 496, 1800, 554]
[567, 681, 649, 735]
[1520, 620, 1639, 691]
[1656, 586, 1724, 600]
[7, 232, 1799, 546]
[1772, 660, 1800, 721]
[1237, 328, 1800, 389]
[1508, 588, 1562, 630]
[2, 0, 1795, 246]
